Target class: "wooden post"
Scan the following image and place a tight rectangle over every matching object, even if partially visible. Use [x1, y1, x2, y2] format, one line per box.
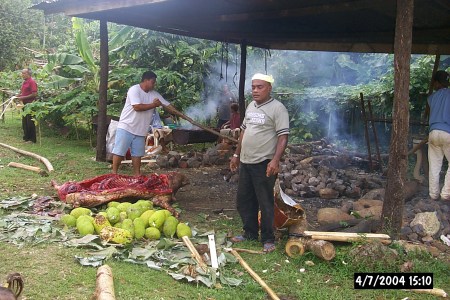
[367, 99, 383, 171]
[96, 18, 109, 162]
[381, 0, 414, 239]
[423, 55, 441, 122]
[238, 41, 247, 124]
[359, 93, 373, 171]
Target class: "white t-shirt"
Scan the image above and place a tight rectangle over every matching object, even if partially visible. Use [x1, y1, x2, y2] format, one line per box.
[117, 84, 170, 136]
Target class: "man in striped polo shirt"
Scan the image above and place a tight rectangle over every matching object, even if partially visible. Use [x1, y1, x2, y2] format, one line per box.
[230, 73, 290, 253]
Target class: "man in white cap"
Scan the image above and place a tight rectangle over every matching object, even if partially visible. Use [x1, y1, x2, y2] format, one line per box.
[229, 73, 289, 253]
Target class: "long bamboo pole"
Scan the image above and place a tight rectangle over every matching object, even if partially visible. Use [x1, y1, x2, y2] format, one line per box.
[229, 249, 280, 300]
[163, 104, 238, 143]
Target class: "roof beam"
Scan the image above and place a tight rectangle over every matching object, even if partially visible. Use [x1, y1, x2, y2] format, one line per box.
[61, 0, 168, 16]
[217, 0, 388, 22]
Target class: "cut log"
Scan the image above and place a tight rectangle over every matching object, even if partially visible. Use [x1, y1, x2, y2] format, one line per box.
[285, 238, 336, 261]
[304, 238, 336, 261]
[405, 288, 447, 297]
[95, 265, 116, 300]
[7, 161, 48, 176]
[0, 142, 54, 172]
[285, 238, 306, 257]
[228, 248, 281, 300]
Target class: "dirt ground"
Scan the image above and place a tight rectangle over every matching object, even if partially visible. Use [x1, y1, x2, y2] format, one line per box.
[166, 166, 239, 221]
[157, 165, 332, 229]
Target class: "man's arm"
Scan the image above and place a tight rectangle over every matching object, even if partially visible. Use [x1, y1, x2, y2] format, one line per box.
[17, 92, 37, 102]
[266, 134, 288, 177]
[230, 129, 245, 172]
[133, 99, 166, 111]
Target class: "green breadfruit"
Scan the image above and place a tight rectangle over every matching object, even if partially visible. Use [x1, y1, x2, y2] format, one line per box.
[114, 222, 122, 229]
[70, 207, 91, 219]
[145, 227, 161, 240]
[106, 207, 121, 224]
[133, 218, 146, 239]
[136, 199, 153, 211]
[126, 203, 144, 220]
[107, 201, 121, 208]
[160, 209, 172, 218]
[163, 216, 179, 238]
[176, 223, 192, 238]
[121, 218, 135, 238]
[60, 214, 77, 227]
[98, 211, 108, 218]
[100, 226, 133, 244]
[139, 210, 155, 227]
[76, 215, 95, 236]
[93, 215, 112, 234]
[119, 211, 128, 222]
[148, 210, 166, 229]
[117, 202, 132, 212]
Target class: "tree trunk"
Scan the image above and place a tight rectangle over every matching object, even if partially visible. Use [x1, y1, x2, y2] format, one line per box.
[238, 41, 247, 124]
[381, 0, 414, 239]
[96, 19, 109, 162]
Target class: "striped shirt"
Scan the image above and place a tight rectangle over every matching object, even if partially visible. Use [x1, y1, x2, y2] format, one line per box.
[240, 98, 289, 164]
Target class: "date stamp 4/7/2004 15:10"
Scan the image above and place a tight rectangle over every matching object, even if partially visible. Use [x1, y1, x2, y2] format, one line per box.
[354, 273, 433, 289]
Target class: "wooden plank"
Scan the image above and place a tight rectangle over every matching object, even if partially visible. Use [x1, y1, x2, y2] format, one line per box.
[303, 231, 391, 239]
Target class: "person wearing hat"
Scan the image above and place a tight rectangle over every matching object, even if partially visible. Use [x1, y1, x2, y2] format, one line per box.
[427, 70, 450, 200]
[229, 73, 289, 253]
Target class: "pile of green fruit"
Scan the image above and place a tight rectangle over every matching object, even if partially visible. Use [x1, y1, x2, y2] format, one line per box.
[59, 200, 192, 244]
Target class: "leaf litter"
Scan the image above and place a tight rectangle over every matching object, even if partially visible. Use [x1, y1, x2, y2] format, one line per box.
[0, 196, 242, 287]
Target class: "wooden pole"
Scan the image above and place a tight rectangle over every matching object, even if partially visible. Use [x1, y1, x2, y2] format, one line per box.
[95, 265, 116, 300]
[7, 162, 48, 176]
[229, 249, 281, 300]
[163, 104, 238, 143]
[359, 93, 373, 172]
[381, 0, 414, 238]
[238, 41, 247, 124]
[0, 142, 54, 172]
[96, 18, 109, 162]
[407, 137, 428, 155]
[423, 54, 441, 122]
[182, 236, 208, 271]
[367, 99, 383, 171]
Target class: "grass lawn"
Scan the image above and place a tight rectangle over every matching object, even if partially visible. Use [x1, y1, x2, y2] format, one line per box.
[0, 112, 449, 299]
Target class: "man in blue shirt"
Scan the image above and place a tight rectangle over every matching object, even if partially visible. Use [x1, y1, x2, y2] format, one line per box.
[427, 70, 450, 200]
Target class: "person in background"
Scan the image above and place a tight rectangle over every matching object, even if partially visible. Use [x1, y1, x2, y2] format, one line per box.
[112, 70, 175, 176]
[229, 73, 290, 253]
[216, 84, 236, 128]
[13, 68, 38, 143]
[221, 102, 240, 130]
[427, 70, 450, 201]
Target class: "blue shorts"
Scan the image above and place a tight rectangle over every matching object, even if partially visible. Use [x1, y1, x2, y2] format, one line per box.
[112, 128, 146, 157]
